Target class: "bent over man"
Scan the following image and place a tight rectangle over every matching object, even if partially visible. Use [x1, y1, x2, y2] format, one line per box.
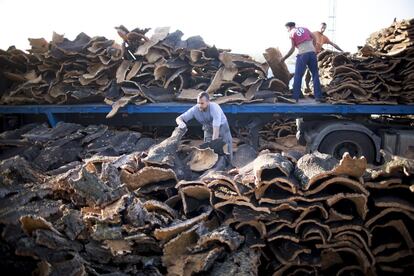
[176, 92, 233, 160]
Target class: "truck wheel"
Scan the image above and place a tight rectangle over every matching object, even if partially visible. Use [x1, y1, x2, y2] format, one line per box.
[318, 130, 376, 163]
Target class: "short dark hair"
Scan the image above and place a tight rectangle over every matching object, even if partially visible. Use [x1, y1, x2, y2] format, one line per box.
[197, 91, 209, 101]
[285, 22, 296, 28]
[321, 22, 327, 26]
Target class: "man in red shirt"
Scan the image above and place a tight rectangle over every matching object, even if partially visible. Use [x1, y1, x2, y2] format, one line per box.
[281, 22, 323, 102]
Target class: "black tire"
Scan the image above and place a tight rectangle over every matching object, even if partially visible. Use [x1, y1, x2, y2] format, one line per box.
[318, 130, 376, 163]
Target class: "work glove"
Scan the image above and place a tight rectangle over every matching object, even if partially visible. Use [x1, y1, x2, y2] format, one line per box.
[177, 121, 187, 129]
[200, 138, 226, 155]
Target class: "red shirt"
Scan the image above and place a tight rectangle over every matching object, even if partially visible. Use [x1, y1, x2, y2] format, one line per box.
[290, 27, 313, 47]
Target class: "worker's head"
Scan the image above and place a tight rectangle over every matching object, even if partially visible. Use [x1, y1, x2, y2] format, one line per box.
[285, 22, 296, 31]
[197, 92, 210, 111]
[320, 22, 327, 33]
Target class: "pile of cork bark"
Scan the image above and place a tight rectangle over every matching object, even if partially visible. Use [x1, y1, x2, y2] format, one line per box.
[1, 122, 413, 275]
[0, 27, 292, 119]
[318, 18, 414, 104]
[1, 18, 413, 109]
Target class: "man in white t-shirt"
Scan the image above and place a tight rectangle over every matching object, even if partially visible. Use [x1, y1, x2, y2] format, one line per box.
[176, 92, 233, 160]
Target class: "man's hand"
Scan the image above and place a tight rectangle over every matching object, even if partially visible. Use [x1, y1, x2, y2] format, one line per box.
[281, 38, 295, 63]
[177, 121, 187, 129]
[176, 116, 187, 129]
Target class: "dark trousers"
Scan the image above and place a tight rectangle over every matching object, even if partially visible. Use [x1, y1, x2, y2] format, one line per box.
[293, 51, 322, 100]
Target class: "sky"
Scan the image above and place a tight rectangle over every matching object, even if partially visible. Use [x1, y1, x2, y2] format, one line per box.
[0, 0, 413, 62]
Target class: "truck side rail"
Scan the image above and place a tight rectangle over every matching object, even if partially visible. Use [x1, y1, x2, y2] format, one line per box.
[1, 103, 413, 127]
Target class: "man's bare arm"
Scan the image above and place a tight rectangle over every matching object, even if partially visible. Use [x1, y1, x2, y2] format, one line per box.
[330, 41, 343, 52]
[281, 39, 295, 62]
[212, 126, 220, 140]
[310, 32, 317, 48]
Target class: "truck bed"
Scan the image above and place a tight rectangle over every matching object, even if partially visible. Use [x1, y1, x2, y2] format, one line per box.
[1, 101, 414, 127]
